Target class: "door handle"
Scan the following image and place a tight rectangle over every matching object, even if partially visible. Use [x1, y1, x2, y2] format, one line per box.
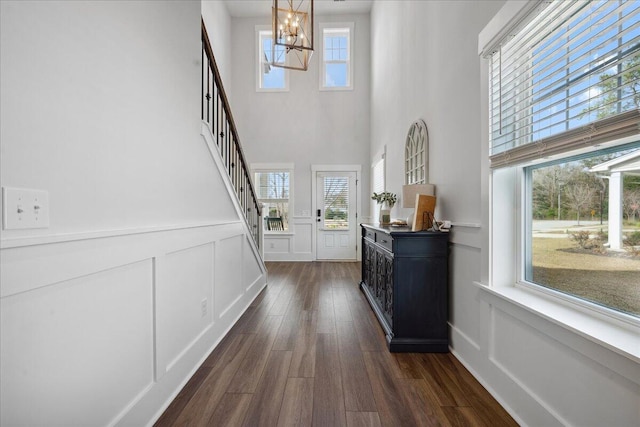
[317, 209, 321, 217]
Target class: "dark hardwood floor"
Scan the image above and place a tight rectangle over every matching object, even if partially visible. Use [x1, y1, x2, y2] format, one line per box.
[155, 262, 518, 427]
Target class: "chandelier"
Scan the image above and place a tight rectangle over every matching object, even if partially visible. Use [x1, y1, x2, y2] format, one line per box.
[272, 0, 314, 71]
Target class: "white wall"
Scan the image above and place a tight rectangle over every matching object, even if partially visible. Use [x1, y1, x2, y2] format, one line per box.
[202, 0, 233, 98]
[229, 13, 371, 261]
[371, 0, 485, 225]
[370, 1, 639, 427]
[0, 1, 238, 239]
[1, 1, 266, 425]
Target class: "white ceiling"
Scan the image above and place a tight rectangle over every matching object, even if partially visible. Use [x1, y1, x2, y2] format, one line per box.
[223, 0, 373, 18]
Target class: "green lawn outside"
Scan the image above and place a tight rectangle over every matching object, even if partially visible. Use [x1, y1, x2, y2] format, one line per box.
[532, 237, 640, 316]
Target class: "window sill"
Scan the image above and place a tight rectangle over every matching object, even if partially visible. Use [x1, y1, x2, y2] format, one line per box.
[256, 88, 289, 93]
[264, 231, 294, 236]
[319, 86, 353, 92]
[474, 281, 640, 365]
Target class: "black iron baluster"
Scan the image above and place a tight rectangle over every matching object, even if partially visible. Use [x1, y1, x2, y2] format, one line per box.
[202, 20, 262, 249]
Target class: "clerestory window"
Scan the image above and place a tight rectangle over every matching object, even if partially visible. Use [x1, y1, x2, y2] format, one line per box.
[320, 23, 354, 90]
[257, 28, 288, 91]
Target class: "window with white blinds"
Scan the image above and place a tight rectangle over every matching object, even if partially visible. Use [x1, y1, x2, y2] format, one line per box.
[323, 176, 349, 229]
[487, 0, 640, 168]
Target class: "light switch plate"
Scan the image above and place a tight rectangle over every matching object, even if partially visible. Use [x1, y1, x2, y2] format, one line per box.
[2, 187, 50, 229]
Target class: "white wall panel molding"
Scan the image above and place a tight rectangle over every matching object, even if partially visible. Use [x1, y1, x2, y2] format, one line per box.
[472, 288, 640, 426]
[448, 245, 482, 348]
[478, 284, 640, 380]
[214, 235, 243, 320]
[0, 221, 240, 250]
[449, 223, 482, 249]
[262, 216, 315, 261]
[1, 259, 156, 426]
[293, 221, 313, 256]
[158, 243, 216, 375]
[488, 306, 571, 427]
[449, 324, 481, 353]
[1, 222, 244, 298]
[0, 223, 267, 426]
[243, 235, 265, 292]
[489, 302, 640, 427]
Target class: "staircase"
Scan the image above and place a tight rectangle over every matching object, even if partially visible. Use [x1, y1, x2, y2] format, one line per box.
[201, 20, 262, 249]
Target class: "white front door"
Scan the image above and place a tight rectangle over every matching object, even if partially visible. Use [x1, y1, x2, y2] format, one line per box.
[316, 171, 357, 260]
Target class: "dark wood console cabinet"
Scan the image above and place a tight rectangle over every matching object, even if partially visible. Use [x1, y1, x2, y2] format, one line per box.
[360, 223, 449, 352]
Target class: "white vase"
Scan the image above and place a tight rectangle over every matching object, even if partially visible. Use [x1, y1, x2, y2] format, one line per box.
[379, 203, 391, 225]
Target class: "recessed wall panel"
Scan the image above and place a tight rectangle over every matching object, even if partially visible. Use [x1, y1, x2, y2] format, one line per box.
[293, 223, 312, 253]
[0, 260, 154, 426]
[243, 236, 263, 291]
[158, 243, 214, 373]
[492, 307, 639, 427]
[215, 235, 243, 319]
[449, 244, 481, 349]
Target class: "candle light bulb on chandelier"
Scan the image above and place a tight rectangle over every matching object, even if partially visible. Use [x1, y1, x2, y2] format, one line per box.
[272, 0, 314, 71]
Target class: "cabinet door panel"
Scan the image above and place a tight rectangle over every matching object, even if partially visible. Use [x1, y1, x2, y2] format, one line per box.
[384, 254, 393, 325]
[394, 257, 448, 338]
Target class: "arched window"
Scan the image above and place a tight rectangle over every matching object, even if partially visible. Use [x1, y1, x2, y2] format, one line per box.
[405, 119, 428, 185]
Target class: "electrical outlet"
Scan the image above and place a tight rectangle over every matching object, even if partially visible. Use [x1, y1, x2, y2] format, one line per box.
[270, 242, 275, 249]
[2, 187, 49, 230]
[201, 298, 207, 317]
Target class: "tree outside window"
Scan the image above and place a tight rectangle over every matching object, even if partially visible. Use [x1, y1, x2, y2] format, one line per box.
[255, 171, 290, 231]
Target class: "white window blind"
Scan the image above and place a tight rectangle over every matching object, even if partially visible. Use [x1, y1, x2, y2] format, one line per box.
[487, 0, 640, 168]
[323, 176, 349, 229]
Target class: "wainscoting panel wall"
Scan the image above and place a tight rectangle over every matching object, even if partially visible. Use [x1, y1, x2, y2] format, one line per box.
[0, 222, 267, 426]
[447, 242, 482, 352]
[214, 234, 243, 317]
[243, 234, 264, 293]
[263, 216, 314, 261]
[446, 223, 639, 427]
[1, 259, 155, 426]
[158, 242, 215, 375]
[263, 216, 365, 262]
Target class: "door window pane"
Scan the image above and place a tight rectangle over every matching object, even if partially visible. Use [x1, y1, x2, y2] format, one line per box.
[323, 176, 349, 229]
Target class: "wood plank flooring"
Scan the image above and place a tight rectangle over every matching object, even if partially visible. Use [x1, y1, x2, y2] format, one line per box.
[155, 262, 518, 427]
